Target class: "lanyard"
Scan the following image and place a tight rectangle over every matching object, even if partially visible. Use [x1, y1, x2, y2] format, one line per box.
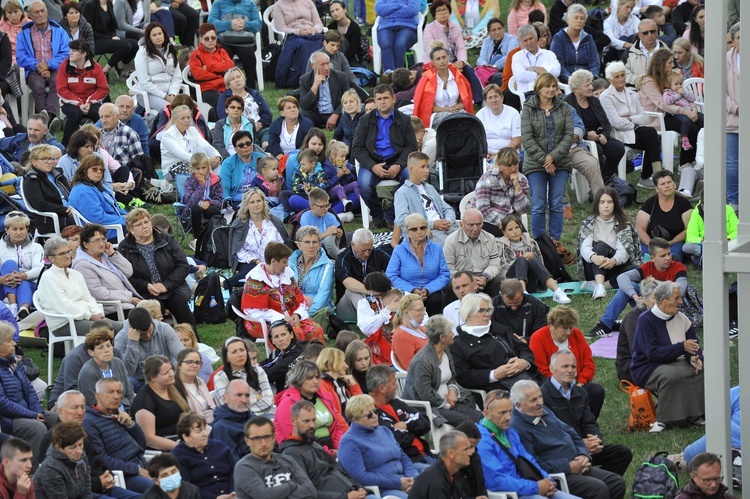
[263, 265, 287, 313]
[525, 50, 540, 69]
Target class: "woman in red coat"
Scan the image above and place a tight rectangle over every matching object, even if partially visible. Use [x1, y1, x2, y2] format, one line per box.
[413, 41, 472, 129]
[188, 23, 235, 109]
[56, 38, 109, 147]
[529, 305, 605, 418]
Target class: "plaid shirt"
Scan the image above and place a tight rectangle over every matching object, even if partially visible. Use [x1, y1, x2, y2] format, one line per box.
[101, 121, 144, 167]
[30, 25, 52, 66]
[474, 167, 531, 226]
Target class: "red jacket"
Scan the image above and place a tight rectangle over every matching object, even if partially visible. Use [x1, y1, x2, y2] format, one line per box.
[413, 62, 473, 127]
[56, 58, 109, 106]
[0, 463, 35, 499]
[529, 325, 597, 384]
[274, 386, 349, 453]
[189, 44, 235, 93]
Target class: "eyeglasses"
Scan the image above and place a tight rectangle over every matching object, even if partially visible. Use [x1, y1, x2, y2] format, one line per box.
[53, 250, 73, 257]
[88, 237, 106, 244]
[181, 359, 203, 366]
[89, 166, 105, 172]
[478, 307, 494, 315]
[313, 203, 331, 209]
[694, 475, 723, 486]
[202, 35, 217, 40]
[640, 29, 657, 36]
[37, 157, 59, 163]
[235, 141, 253, 149]
[227, 105, 244, 110]
[245, 434, 275, 443]
[408, 225, 428, 232]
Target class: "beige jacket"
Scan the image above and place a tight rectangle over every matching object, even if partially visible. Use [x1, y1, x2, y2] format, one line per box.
[624, 39, 667, 86]
[600, 84, 651, 144]
[443, 228, 502, 281]
[727, 47, 740, 133]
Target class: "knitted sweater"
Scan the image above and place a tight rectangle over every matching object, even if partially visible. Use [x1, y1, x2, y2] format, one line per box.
[529, 325, 597, 384]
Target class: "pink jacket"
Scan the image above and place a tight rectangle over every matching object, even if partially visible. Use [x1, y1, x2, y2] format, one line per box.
[0, 17, 30, 65]
[727, 47, 740, 133]
[274, 386, 349, 451]
[637, 76, 686, 130]
[506, 2, 546, 36]
[272, 0, 323, 34]
[422, 20, 467, 62]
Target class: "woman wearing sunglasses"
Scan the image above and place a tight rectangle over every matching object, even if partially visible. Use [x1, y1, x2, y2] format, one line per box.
[68, 155, 127, 240]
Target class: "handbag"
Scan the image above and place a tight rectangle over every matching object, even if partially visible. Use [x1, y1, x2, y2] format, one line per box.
[647, 198, 675, 240]
[620, 380, 656, 432]
[218, 14, 257, 46]
[489, 432, 545, 481]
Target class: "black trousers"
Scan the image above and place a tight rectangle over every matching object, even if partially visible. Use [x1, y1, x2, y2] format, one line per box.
[592, 137, 625, 180]
[159, 290, 198, 338]
[228, 261, 256, 289]
[625, 126, 661, 179]
[566, 466, 626, 499]
[222, 44, 256, 88]
[582, 241, 637, 288]
[95, 37, 139, 68]
[112, 165, 135, 205]
[61, 103, 102, 146]
[583, 381, 605, 419]
[189, 203, 221, 237]
[424, 290, 444, 316]
[170, 3, 199, 47]
[300, 108, 332, 128]
[507, 257, 551, 292]
[664, 114, 700, 165]
[591, 443, 633, 477]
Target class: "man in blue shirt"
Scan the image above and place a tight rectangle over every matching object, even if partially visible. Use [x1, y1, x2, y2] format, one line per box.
[0, 115, 64, 164]
[352, 84, 417, 229]
[114, 96, 149, 156]
[299, 52, 350, 130]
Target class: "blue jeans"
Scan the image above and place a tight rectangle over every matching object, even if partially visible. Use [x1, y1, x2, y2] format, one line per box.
[357, 165, 409, 222]
[94, 486, 142, 498]
[379, 490, 408, 499]
[378, 26, 418, 71]
[124, 474, 154, 493]
[527, 169, 569, 240]
[0, 260, 36, 306]
[727, 132, 739, 206]
[601, 284, 640, 329]
[639, 242, 685, 263]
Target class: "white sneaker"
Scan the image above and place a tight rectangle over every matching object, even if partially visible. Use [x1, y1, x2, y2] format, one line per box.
[649, 421, 666, 433]
[7, 303, 17, 317]
[552, 288, 571, 304]
[592, 284, 607, 300]
[338, 212, 355, 222]
[580, 281, 597, 292]
[342, 198, 353, 212]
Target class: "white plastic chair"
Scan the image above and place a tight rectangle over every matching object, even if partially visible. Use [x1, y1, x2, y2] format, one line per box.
[231, 305, 273, 355]
[569, 140, 599, 204]
[126, 73, 189, 117]
[459, 191, 475, 216]
[489, 473, 569, 498]
[394, 371, 407, 398]
[199, 0, 213, 24]
[558, 83, 571, 96]
[507, 75, 526, 111]
[683, 77, 704, 111]
[642, 111, 678, 173]
[372, 12, 426, 75]
[354, 160, 399, 230]
[96, 300, 125, 321]
[33, 293, 86, 385]
[400, 398, 454, 454]
[5, 70, 32, 127]
[70, 208, 125, 246]
[263, 5, 286, 45]
[19, 178, 61, 242]
[181, 66, 212, 124]
[391, 350, 406, 373]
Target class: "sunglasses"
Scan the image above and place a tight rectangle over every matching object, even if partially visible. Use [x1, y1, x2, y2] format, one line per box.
[640, 29, 657, 36]
[89, 166, 105, 172]
[235, 141, 253, 149]
[408, 225, 428, 232]
[202, 35, 217, 40]
[485, 389, 510, 407]
[360, 410, 377, 419]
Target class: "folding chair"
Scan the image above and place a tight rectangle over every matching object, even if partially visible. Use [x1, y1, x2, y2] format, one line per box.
[172, 173, 192, 244]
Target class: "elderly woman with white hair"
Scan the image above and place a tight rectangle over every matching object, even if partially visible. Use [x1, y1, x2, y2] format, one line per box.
[402, 315, 483, 427]
[0, 212, 44, 319]
[564, 69, 625, 182]
[600, 60, 662, 188]
[36, 237, 123, 339]
[386, 213, 451, 316]
[615, 277, 659, 383]
[160, 104, 221, 178]
[288, 226, 335, 332]
[451, 293, 539, 394]
[550, 4, 600, 84]
[631, 281, 705, 433]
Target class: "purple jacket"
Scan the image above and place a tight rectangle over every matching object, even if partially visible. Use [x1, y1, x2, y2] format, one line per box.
[181, 171, 223, 216]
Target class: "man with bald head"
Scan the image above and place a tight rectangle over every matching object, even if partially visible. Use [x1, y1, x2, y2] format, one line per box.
[443, 208, 503, 302]
[624, 19, 668, 85]
[97, 103, 148, 181]
[210, 379, 254, 460]
[299, 51, 350, 129]
[108, 95, 150, 156]
[16, 1, 69, 120]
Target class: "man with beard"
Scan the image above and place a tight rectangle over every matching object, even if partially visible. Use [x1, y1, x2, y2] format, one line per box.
[280, 400, 368, 499]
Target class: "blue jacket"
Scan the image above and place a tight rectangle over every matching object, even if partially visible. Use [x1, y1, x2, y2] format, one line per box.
[509, 407, 590, 475]
[477, 33, 520, 69]
[172, 439, 236, 499]
[338, 423, 418, 490]
[219, 151, 265, 200]
[82, 406, 146, 476]
[0, 133, 64, 162]
[208, 0, 261, 35]
[216, 86, 273, 124]
[375, 0, 420, 31]
[288, 247, 334, 314]
[550, 29, 600, 83]
[267, 115, 315, 158]
[0, 355, 43, 432]
[15, 20, 70, 75]
[683, 386, 741, 464]
[476, 422, 549, 496]
[321, 160, 356, 190]
[386, 238, 450, 295]
[332, 110, 365, 148]
[0, 302, 20, 342]
[209, 404, 251, 460]
[68, 182, 126, 238]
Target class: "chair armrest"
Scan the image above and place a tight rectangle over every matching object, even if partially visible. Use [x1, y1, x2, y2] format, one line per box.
[97, 300, 125, 321]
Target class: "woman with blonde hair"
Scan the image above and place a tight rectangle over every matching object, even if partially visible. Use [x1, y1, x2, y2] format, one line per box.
[317, 347, 362, 414]
[672, 37, 704, 79]
[160, 104, 220, 178]
[390, 293, 428, 370]
[174, 324, 212, 382]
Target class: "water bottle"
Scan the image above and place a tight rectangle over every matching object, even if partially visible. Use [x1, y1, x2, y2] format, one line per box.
[209, 295, 217, 307]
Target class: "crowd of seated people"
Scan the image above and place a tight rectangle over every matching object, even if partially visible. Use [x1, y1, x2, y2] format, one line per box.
[0, 0, 737, 497]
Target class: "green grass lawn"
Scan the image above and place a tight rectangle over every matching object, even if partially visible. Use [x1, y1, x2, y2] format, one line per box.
[27, 0, 737, 493]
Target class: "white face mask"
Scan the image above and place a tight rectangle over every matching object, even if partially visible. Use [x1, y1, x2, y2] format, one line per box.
[463, 324, 491, 337]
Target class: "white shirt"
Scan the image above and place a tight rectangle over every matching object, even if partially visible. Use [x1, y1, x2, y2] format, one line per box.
[443, 300, 461, 336]
[279, 120, 299, 154]
[603, 12, 640, 51]
[511, 48, 561, 93]
[434, 70, 460, 109]
[133, 0, 145, 28]
[417, 184, 441, 222]
[476, 105, 521, 153]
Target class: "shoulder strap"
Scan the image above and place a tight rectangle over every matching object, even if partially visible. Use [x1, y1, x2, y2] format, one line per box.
[488, 430, 521, 466]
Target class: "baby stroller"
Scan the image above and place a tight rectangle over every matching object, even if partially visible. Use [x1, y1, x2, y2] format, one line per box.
[434, 114, 488, 212]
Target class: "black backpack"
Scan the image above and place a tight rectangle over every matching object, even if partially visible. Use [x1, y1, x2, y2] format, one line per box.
[262, 42, 282, 82]
[535, 233, 573, 283]
[193, 273, 227, 324]
[632, 452, 679, 499]
[196, 215, 231, 268]
[605, 176, 638, 208]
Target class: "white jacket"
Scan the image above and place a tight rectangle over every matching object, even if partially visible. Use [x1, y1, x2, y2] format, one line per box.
[36, 265, 103, 332]
[134, 42, 183, 100]
[160, 124, 219, 175]
[0, 235, 44, 281]
[599, 84, 651, 144]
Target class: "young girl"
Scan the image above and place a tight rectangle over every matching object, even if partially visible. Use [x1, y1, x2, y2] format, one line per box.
[663, 71, 704, 150]
[250, 156, 286, 221]
[333, 89, 365, 148]
[577, 187, 641, 300]
[356, 272, 403, 365]
[323, 141, 359, 221]
[507, 0, 547, 36]
[344, 340, 372, 393]
[498, 214, 571, 304]
[181, 152, 222, 238]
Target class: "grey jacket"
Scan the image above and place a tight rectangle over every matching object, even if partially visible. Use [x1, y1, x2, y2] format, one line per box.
[48, 343, 94, 407]
[59, 16, 95, 51]
[393, 180, 458, 246]
[234, 453, 317, 499]
[114, 320, 184, 380]
[77, 357, 134, 409]
[520, 95, 573, 175]
[113, 0, 151, 38]
[402, 343, 462, 427]
[34, 447, 92, 499]
[228, 215, 291, 272]
[443, 228, 502, 281]
[72, 249, 141, 315]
